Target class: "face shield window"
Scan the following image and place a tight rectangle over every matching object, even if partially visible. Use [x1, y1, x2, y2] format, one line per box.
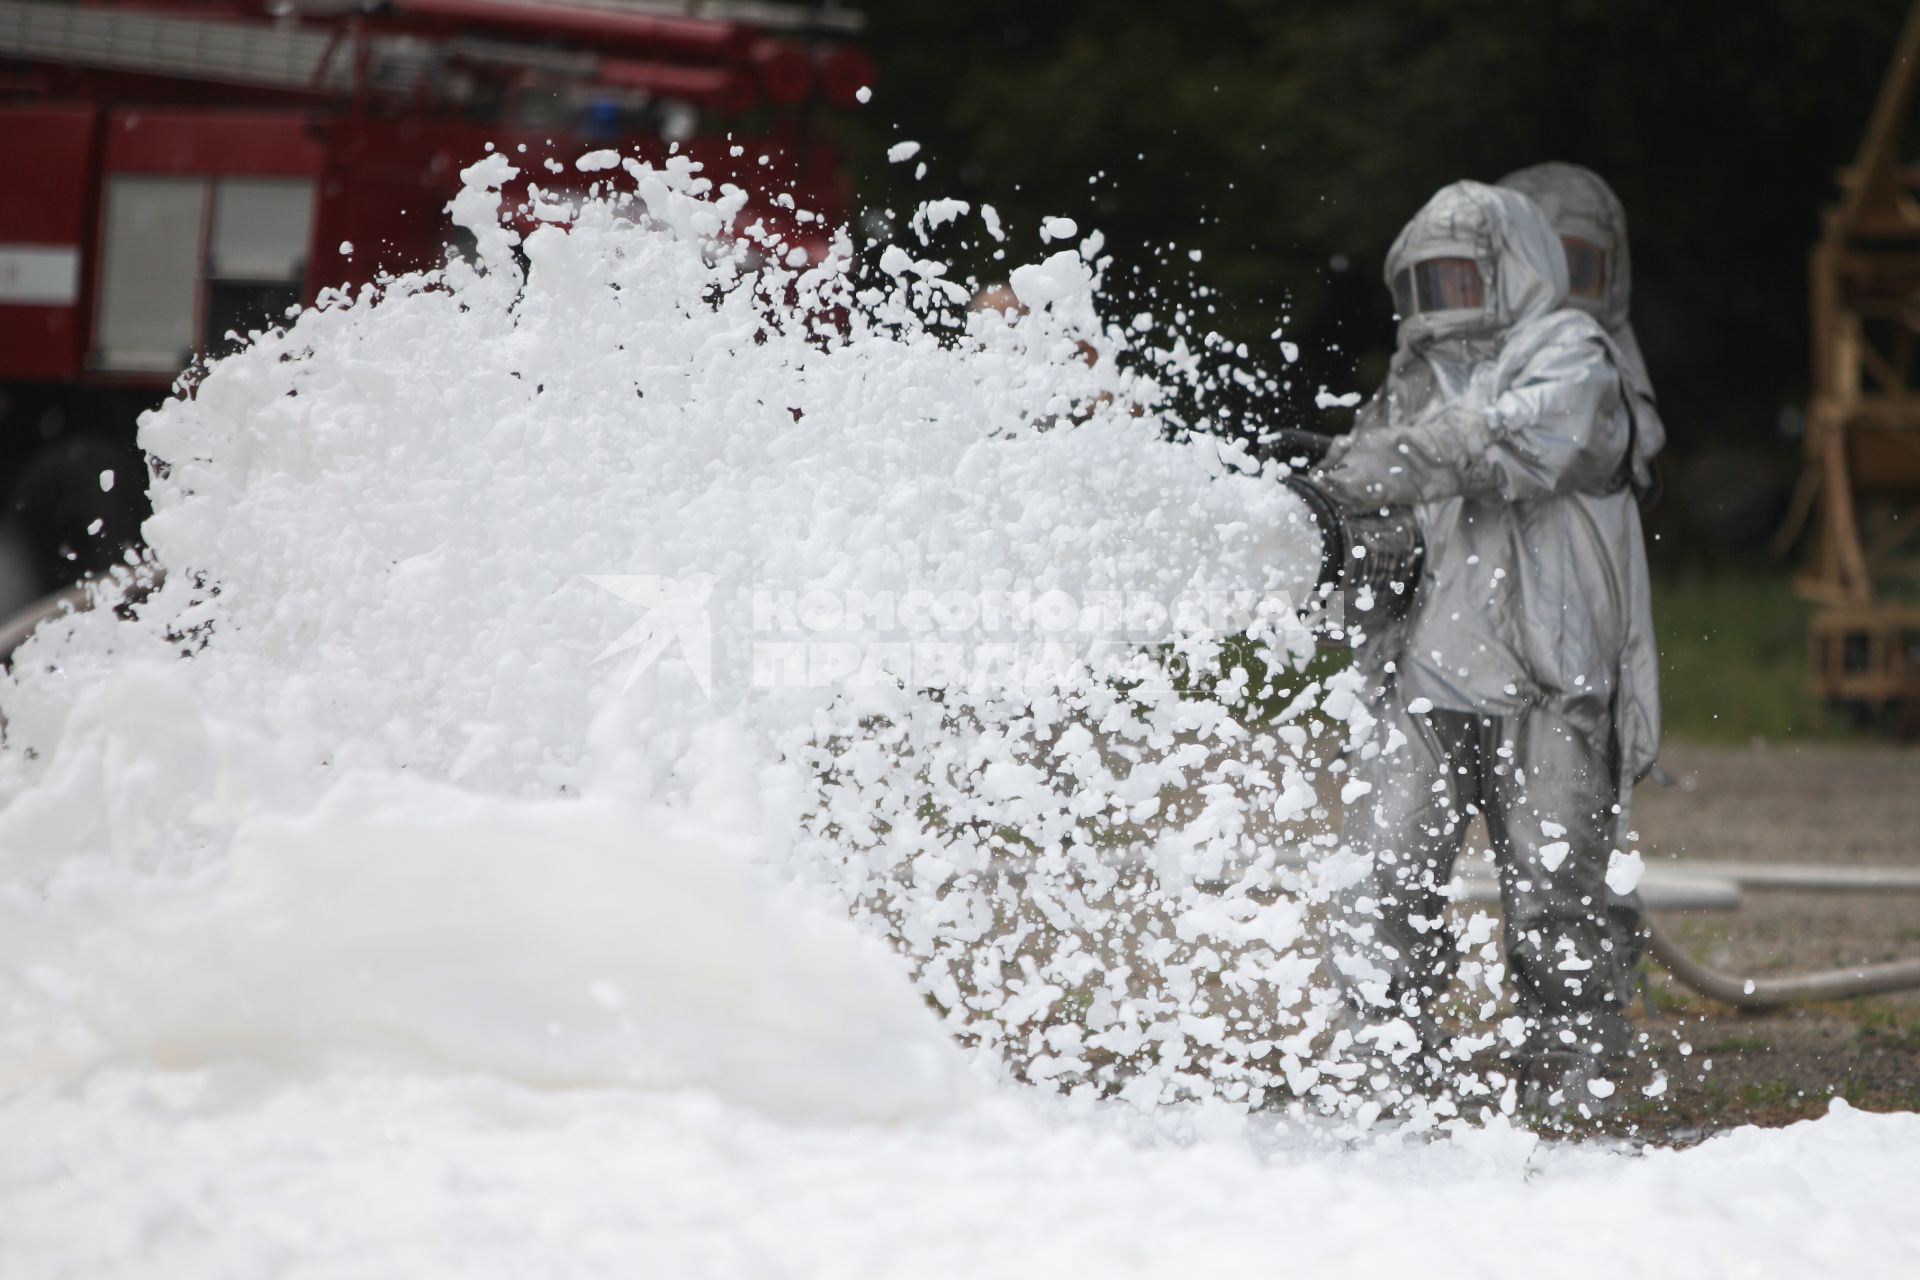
[1563, 236, 1606, 299]
[1402, 257, 1485, 313]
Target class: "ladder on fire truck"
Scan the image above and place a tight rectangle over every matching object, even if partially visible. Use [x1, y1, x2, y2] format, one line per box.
[0, 0, 439, 98]
[1780, 0, 1920, 725]
[0, 0, 862, 108]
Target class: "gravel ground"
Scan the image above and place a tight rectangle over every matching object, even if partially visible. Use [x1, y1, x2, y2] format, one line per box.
[1622, 743, 1920, 1138]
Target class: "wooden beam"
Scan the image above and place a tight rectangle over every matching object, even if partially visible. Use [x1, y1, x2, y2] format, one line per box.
[1838, 0, 1920, 235]
[1824, 421, 1874, 601]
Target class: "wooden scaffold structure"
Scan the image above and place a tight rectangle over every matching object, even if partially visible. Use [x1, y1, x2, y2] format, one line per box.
[1781, 0, 1920, 724]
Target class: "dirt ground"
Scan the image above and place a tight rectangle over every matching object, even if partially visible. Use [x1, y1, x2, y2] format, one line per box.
[1618, 743, 1920, 1139]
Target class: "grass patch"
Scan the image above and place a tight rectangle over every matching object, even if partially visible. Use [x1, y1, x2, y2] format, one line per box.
[1735, 1079, 1803, 1111]
[1836, 1076, 1920, 1112]
[1701, 1034, 1771, 1056]
[1855, 1002, 1920, 1051]
[1651, 569, 1854, 744]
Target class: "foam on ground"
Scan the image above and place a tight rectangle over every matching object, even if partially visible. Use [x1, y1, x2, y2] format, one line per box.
[0, 1075, 1913, 1278]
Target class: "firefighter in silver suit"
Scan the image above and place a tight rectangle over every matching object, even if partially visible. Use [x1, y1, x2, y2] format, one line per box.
[1315, 181, 1658, 1116]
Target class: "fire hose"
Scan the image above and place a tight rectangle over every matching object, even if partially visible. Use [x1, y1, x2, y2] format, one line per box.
[1265, 426, 1920, 1011]
[1261, 428, 1427, 635]
[1646, 920, 1920, 1011]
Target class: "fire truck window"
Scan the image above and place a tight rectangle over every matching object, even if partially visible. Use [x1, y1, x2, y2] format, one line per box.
[209, 179, 315, 281]
[207, 179, 315, 357]
[94, 176, 207, 374]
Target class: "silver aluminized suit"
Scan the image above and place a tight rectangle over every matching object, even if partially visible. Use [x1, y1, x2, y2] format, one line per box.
[1316, 181, 1655, 1089]
[1499, 162, 1665, 495]
[1499, 162, 1666, 1002]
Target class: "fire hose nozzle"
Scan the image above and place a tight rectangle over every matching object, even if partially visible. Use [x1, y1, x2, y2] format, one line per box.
[1260, 434, 1424, 634]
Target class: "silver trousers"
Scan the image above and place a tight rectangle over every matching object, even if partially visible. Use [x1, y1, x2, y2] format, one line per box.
[1328, 696, 1635, 1066]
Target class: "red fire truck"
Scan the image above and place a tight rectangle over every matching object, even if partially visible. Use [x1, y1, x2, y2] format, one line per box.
[0, 0, 868, 594]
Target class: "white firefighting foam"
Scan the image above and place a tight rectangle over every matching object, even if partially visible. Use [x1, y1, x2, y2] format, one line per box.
[0, 151, 1331, 1110]
[0, 153, 1914, 1276]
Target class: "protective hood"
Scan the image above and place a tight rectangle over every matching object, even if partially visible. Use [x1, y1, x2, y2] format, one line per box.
[1383, 181, 1567, 351]
[1498, 162, 1629, 333]
[1499, 162, 1664, 491]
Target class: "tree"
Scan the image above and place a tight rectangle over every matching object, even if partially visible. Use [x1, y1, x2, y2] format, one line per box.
[846, 0, 1905, 470]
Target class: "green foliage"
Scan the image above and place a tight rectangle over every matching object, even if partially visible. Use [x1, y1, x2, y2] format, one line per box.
[1651, 569, 1836, 743]
[845, 0, 1907, 452]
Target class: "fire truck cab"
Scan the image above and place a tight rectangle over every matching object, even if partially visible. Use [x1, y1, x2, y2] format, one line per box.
[0, 0, 866, 598]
